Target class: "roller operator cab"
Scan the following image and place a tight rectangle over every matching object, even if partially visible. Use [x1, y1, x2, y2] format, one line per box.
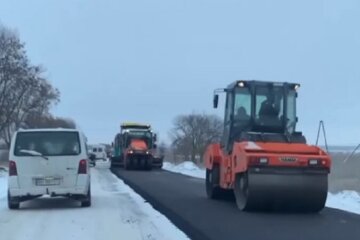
[7, 129, 91, 209]
[111, 123, 157, 170]
[204, 80, 331, 212]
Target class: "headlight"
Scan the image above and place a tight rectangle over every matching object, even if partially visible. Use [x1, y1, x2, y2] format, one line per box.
[308, 159, 319, 165]
[249, 157, 269, 166]
[259, 158, 268, 164]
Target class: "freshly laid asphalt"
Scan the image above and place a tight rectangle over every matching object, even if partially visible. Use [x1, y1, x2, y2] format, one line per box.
[112, 168, 360, 240]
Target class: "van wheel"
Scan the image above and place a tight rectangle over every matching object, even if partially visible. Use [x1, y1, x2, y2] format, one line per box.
[81, 186, 91, 207]
[8, 190, 20, 210]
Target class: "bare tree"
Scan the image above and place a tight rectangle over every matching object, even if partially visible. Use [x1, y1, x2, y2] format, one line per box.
[0, 26, 29, 133]
[0, 25, 61, 147]
[158, 142, 167, 157]
[170, 113, 223, 163]
[24, 114, 76, 129]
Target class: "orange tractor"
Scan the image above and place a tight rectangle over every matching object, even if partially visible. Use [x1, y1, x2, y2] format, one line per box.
[204, 80, 331, 212]
[111, 123, 158, 170]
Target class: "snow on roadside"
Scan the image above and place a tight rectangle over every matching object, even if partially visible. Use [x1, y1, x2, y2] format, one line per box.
[0, 161, 189, 240]
[96, 161, 190, 240]
[163, 161, 205, 179]
[163, 161, 360, 215]
[326, 191, 360, 214]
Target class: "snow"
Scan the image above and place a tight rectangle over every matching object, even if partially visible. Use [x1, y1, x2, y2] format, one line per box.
[326, 191, 360, 214]
[163, 161, 360, 215]
[163, 161, 205, 179]
[0, 160, 189, 240]
[1, 159, 359, 240]
[17, 128, 80, 132]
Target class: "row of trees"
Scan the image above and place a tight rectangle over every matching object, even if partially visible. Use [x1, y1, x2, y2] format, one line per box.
[169, 113, 223, 163]
[0, 23, 221, 160]
[0, 25, 74, 147]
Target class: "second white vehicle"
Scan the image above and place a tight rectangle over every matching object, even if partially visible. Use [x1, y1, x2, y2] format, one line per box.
[90, 144, 107, 161]
[7, 128, 91, 209]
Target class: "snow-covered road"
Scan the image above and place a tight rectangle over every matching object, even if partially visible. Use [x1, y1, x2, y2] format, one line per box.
[2, 160, 359, 240]
[163, 161, 360, 215]
[0, 161, 189, 240]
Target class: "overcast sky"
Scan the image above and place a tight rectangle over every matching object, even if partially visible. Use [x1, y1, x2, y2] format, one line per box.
[0, 0, 359, 145]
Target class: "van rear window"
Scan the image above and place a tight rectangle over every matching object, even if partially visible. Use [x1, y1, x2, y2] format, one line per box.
[14, 132, 81, 156]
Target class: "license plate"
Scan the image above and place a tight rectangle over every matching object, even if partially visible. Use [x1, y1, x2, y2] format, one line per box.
[34, 177, 62, 186]
[280, 157, 298, 163]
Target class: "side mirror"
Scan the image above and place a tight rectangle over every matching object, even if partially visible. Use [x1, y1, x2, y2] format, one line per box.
[213, 94, 219, 108]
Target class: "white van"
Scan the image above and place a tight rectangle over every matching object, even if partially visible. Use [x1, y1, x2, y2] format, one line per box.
[90, 144, 107, 161]
[7, 128, 91, 209]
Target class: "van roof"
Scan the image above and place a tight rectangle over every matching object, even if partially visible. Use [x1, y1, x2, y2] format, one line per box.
[17, 128, 80, 133]
[90, 144, 105, 148]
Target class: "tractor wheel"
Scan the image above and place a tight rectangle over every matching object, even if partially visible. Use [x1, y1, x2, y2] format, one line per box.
[144, 162, 151, 171]
[124, 157, 131, 170]
[234, 173, 250, 211]
[206, 165, 222, 199]
[145, 158, 153, 171]
[137, 158, 142, 170]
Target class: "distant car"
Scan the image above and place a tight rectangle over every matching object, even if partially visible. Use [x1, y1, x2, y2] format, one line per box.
[7, 128, 91, 209]
[91, 145, 107, 161]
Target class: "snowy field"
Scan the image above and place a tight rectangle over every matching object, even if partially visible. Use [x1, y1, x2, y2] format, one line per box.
[163, 161, 360, 215]
[0, 160, 189, 240]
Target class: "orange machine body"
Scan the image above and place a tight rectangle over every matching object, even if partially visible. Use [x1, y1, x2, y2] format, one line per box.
[205, 141, 331, 189]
